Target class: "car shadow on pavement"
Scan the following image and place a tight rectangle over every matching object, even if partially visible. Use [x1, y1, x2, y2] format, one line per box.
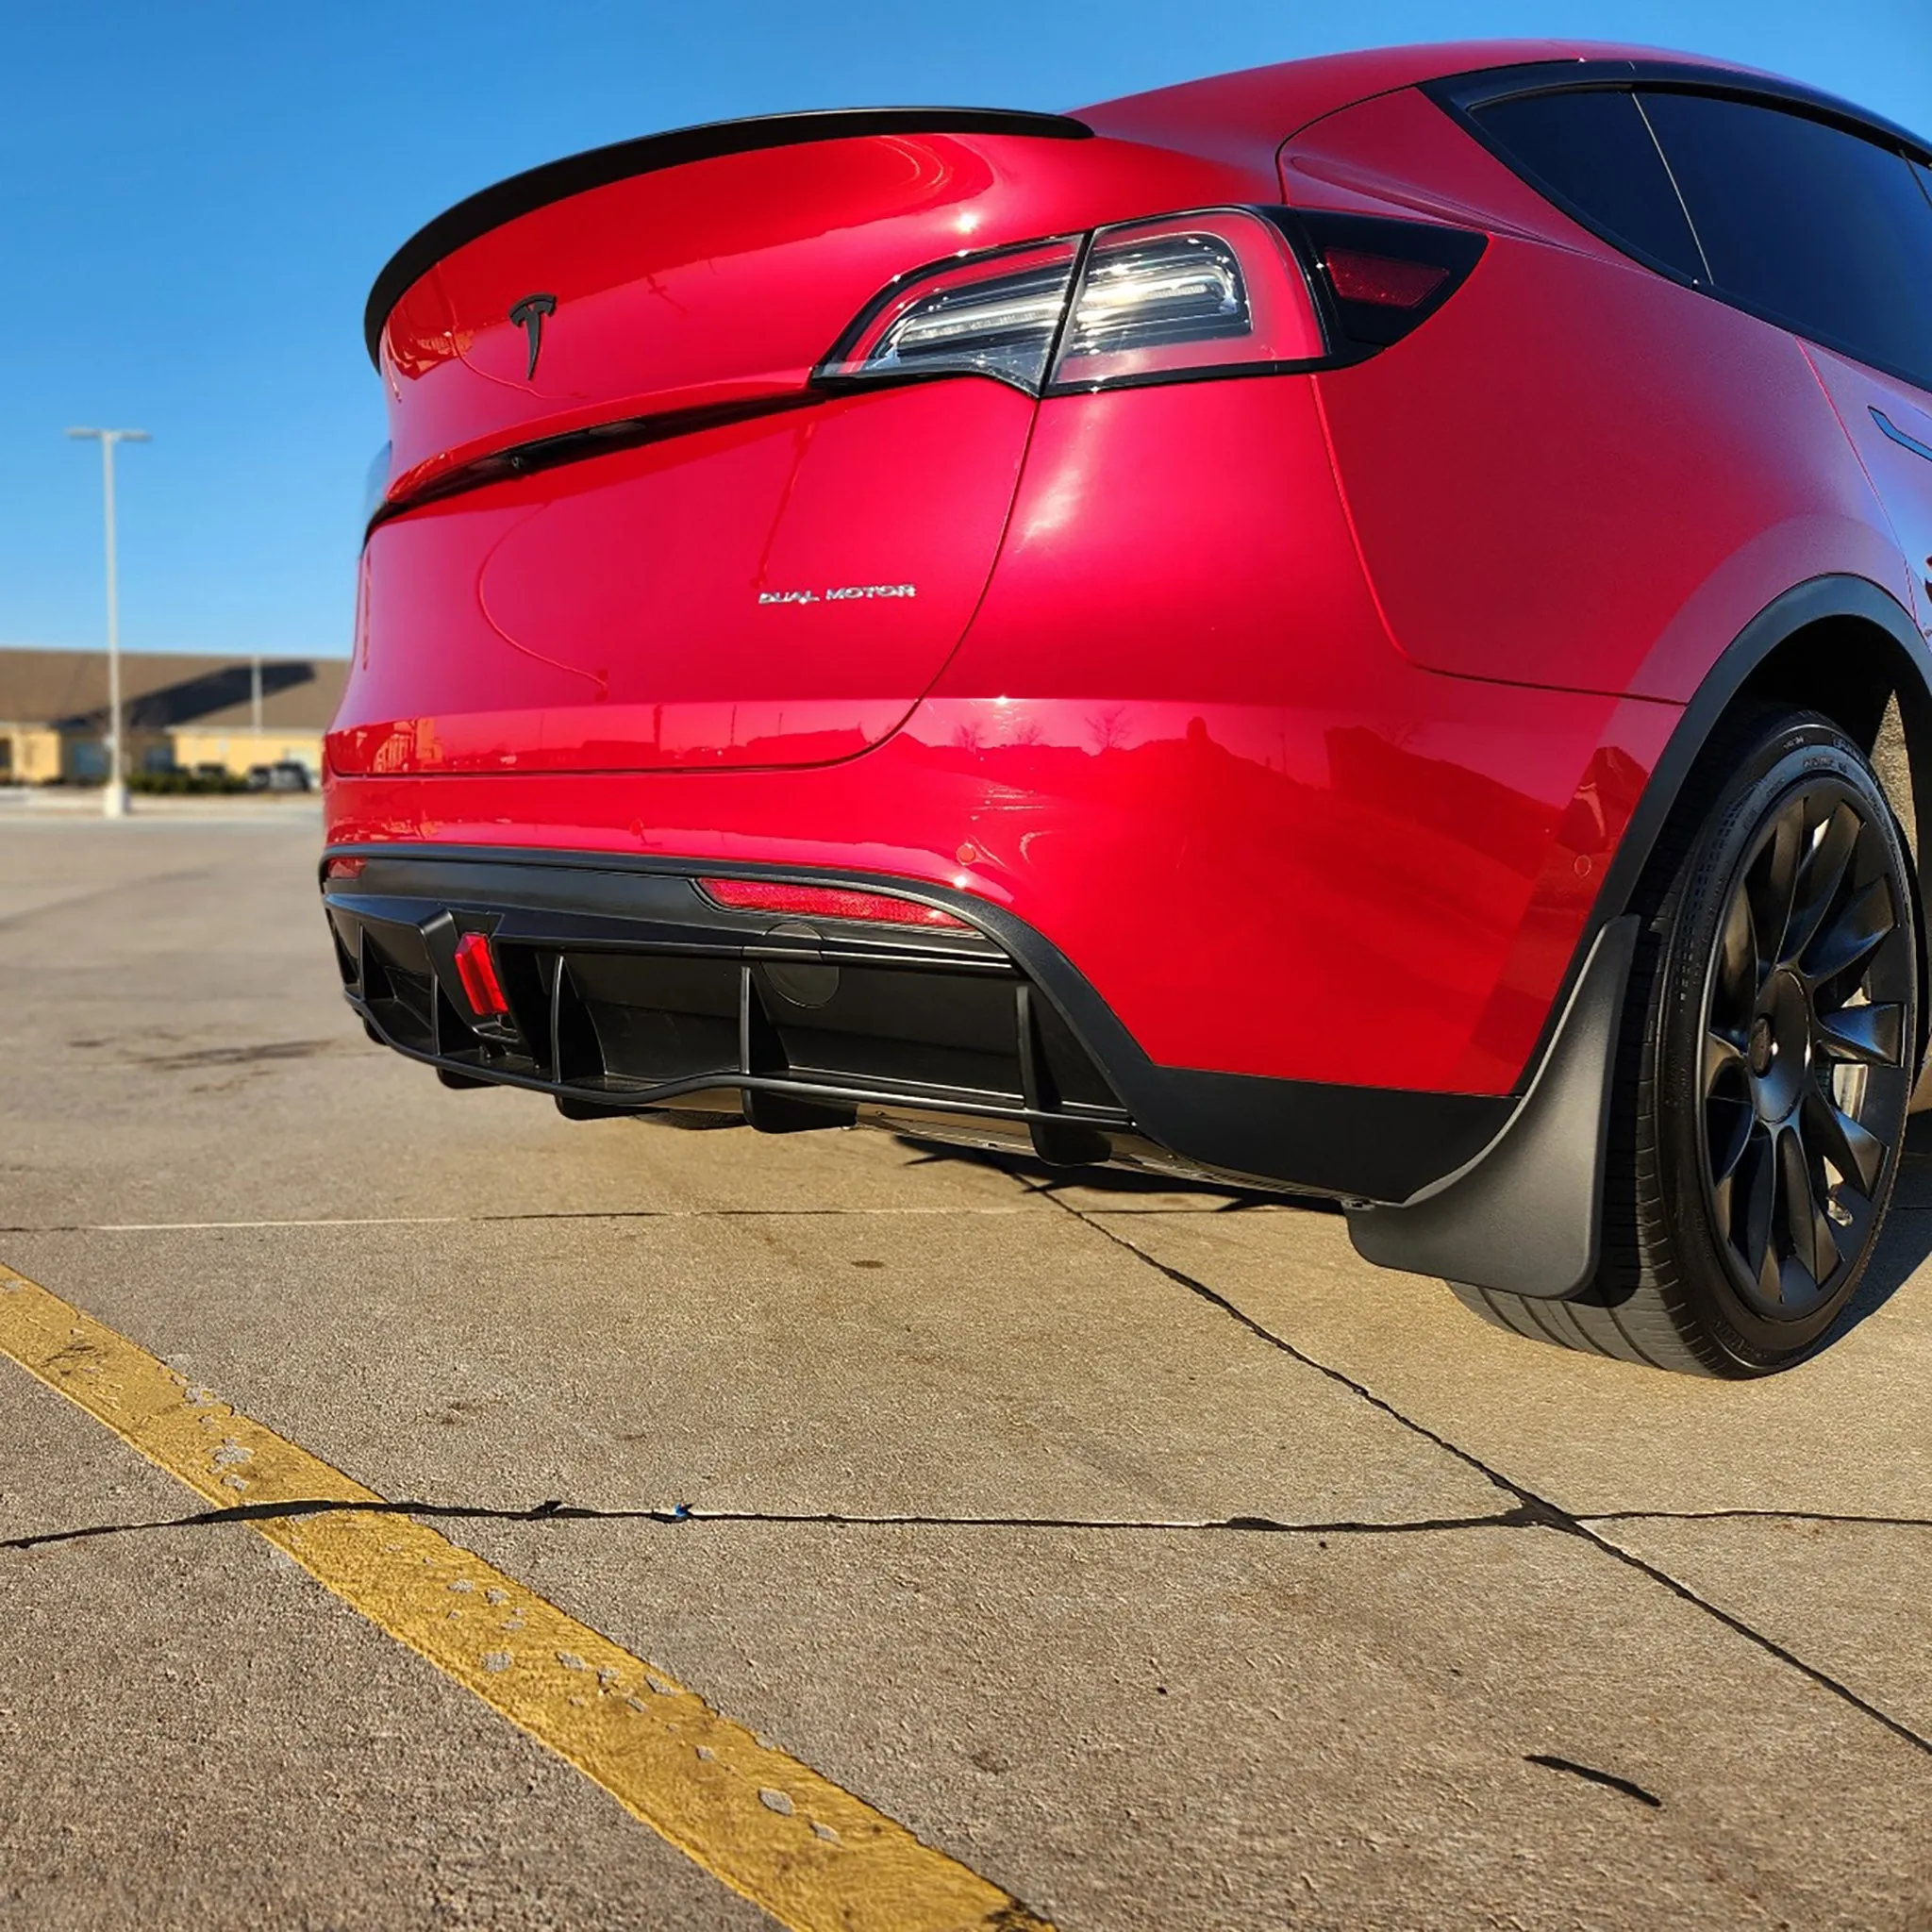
[889, 1134, 1340, 1211]
[893, 1125, 1932, 1341]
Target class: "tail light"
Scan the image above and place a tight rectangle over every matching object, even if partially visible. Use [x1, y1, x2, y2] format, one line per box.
[1050, 210, 1325, 387]
[816, 208, 1485, 398]
[817, 238, 1081, 393]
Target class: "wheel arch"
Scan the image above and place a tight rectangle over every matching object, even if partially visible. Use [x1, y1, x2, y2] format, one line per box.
[1347, 573, 1932, 1297]
[1583, 575, 1932, 1036]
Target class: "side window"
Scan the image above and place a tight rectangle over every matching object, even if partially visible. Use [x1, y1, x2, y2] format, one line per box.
[1639, 92, 1932, 391]
[1474, 89, 1706, 282]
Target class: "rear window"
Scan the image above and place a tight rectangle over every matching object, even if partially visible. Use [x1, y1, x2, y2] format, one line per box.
[1474, 89, 1707, 282]
[1638, 92, 1932, 391]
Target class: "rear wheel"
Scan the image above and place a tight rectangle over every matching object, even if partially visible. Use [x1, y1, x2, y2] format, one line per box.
[1455, 709, 1919, 1375]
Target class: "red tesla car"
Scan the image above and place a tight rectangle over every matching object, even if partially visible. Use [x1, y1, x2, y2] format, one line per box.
[325, 42, 1932, 1377]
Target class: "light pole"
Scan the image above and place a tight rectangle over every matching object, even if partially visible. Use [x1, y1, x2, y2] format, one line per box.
[66, 427, 150, 818]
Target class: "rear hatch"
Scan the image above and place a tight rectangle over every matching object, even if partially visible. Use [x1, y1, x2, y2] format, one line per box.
[332, 111, 1238, 777]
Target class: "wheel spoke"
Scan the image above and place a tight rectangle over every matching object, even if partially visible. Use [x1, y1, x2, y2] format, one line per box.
[1776, 1124, 1840, 1292]
[1777, 1250, 1824, 1311]
[1747, 797, 1807, 971]
[1783, 803, 1860, 966]
[1805, 876, 1895, 986]
[1731, 1125, 1778, 1294]
[1703, 1025, 1747, 1091]
[1803, 1084, 1886, 1193]
[1815, 1001, 1904, 1067]
[1714, 883, 1761, 1020]
[1707, 1100, 1754, 1186]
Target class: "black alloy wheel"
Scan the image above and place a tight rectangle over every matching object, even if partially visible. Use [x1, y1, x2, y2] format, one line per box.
[1454, 709, 1920, 1374]
[1697, 777, 1912, 1325]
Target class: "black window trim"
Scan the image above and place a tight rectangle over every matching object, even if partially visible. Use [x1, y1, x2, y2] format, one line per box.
[1425, 59, 1932, 397]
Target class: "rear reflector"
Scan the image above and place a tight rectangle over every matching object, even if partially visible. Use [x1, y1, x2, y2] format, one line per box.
[1293, 210, 1487, 351]
[453, 931, 511, 1016]
[1323, 249, 1452, 308]
[698, 878, 968, 928]
[324, 856, 366, 882]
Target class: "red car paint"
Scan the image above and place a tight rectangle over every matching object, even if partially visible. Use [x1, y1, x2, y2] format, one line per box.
[328, 41, 1932, 1120]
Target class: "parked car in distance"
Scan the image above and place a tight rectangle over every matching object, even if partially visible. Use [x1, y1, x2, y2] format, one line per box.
[248, 760, 313, 792]
[324, 42, 1932, 1375]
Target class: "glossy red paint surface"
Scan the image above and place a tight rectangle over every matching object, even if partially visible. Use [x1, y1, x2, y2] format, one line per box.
[332, 383, 1037, 774]
[378, 130, 1255, 498]
[331, 368, 1682, 1092]
[1289, 88, 1910, 702]
[333, 42, 1932, 1104]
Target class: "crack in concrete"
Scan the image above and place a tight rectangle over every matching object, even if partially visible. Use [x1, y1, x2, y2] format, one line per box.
[1524, 1754, 1663, 1808]
[3, 1497, 1544, 1556]
[1034, 1183, 1932, 1761]
[1581, 1507, 1932, 1530]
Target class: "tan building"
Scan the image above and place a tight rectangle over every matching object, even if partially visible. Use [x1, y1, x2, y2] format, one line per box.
[0, 647, 348, 784]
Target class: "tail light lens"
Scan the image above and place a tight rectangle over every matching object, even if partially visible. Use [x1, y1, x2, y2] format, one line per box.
[1050, 211, 1325, 388]
[818, 238, 1081, 394]
[816, 208, 1484, 399]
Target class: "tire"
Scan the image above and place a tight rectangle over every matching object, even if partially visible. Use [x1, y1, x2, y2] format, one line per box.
[1454, 708, 1920, 1375]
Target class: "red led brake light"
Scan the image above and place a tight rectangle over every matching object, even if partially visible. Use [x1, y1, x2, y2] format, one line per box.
[699, 878, 967, 929]
[1324, 250, 1452, 308]
[452, 931, 510, 1017]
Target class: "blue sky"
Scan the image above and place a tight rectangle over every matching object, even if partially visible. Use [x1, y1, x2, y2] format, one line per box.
[4, 0, 1927, 659]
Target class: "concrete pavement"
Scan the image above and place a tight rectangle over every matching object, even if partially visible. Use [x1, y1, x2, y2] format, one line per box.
[2, 815, 1928, 1928]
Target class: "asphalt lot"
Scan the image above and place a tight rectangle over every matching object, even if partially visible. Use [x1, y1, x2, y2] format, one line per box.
[2, 811, 1930, 1930]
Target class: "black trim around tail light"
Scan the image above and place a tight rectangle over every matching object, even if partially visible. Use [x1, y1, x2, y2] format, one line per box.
[1278, 209, 1489, 352]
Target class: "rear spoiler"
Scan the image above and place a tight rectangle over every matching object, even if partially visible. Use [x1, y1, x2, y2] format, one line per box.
[364, 107, 1094, 365]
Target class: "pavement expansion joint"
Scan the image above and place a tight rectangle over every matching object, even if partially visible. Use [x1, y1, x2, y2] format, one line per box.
[0, 1206, 1038, 1233]
[1035, 1182, 1932, 1763]
[0, 1261, 1056, 1932]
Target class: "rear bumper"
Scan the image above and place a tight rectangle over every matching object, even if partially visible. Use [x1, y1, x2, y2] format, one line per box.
[322, 846, 1512, 1203]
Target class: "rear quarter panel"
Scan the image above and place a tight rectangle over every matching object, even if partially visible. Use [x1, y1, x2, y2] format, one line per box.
[1285, 87, 1912, 700]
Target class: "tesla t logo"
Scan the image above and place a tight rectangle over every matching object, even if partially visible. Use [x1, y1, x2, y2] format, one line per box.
[508, 293, 557, 378]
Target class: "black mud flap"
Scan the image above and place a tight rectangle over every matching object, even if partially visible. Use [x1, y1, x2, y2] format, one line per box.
[1344, 917, 1640, 1299]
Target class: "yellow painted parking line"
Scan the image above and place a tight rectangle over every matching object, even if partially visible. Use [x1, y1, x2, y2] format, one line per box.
[0, 1263, 1050, 1932]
